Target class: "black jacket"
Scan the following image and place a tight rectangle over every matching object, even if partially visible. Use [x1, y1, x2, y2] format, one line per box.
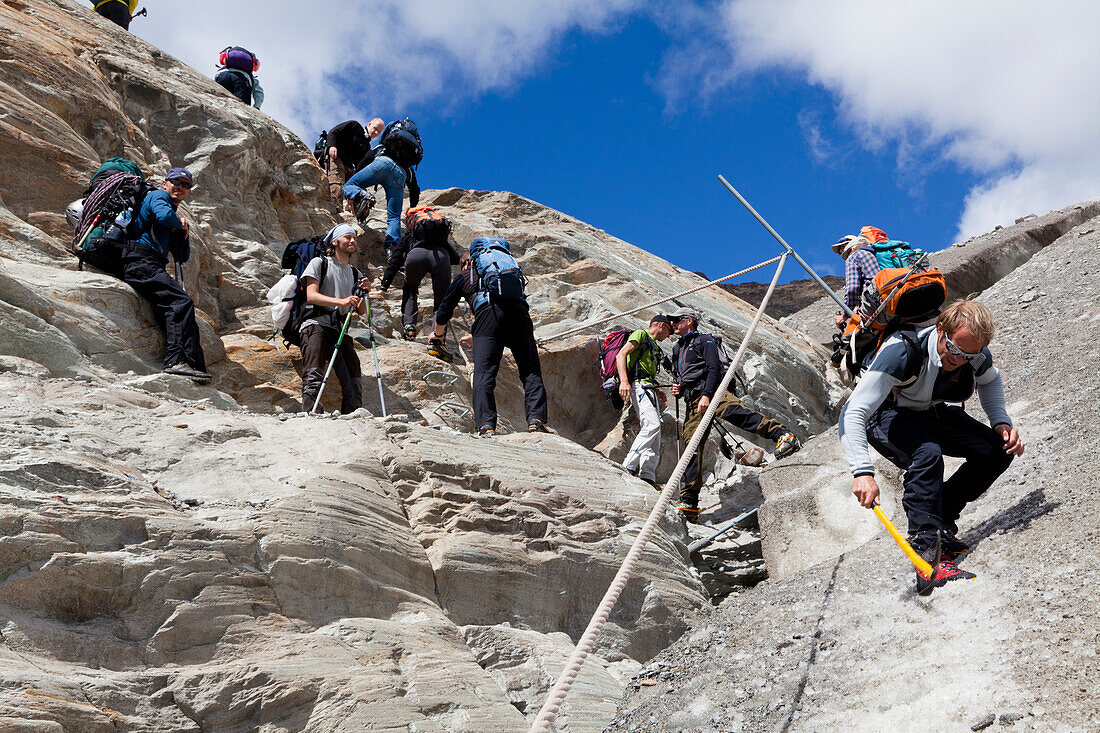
[327, 120, 372, 172]
[672, 330, 722, 402]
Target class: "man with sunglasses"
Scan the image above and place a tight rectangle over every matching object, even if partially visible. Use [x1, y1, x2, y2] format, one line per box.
[125, 167, 209, 381]
[840, 297, 1025, 588]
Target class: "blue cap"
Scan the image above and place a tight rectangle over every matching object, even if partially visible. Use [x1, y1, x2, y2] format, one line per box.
[165, 167, 193, 184]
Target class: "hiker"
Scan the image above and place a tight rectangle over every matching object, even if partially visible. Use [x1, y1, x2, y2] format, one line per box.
[616, 314, 674, 487]
[841, 297, 1024, 586]
[299, 223, 372, 414]
[670, 306, 800, 521]
[832, 234, 881, 330]
[91, 0, 139, 29]
[215, 47, 264, 109]
[343, 119, 422, 248]
[380, 206, 458, 341]
[324, 118, 385, 207]
[429, 240, 548, 436]
[91, 167, 209, 381]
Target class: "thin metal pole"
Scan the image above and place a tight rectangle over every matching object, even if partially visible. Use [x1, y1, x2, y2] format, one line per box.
[311, 309, 355, 414]
[717, 175, 853, 317]
[366, 297, 387, 417]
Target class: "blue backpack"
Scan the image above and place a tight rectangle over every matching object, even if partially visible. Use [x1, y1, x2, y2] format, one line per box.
[872, 239, 918, 269]
[468, 237, 526, 311]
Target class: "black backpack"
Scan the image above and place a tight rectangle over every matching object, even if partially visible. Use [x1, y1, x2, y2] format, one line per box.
[312, 130, 328, 166]
[381, 118, 423, 169]
[279, 237, 361, 347]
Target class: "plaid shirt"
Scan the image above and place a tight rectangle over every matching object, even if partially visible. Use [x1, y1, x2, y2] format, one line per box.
[844, 247, 880, 309]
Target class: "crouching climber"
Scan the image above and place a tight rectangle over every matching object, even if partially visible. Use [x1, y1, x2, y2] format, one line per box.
[616, 314, 674, 488]
[91, 0, 141, 29]
[429, 238, 548, 436]
[841, 297, 1024, 588]
[670, 307, 800, 522]
[215, 47, 264, 109]
[831, 233, 879, 330]
[299, 224, 372, 414]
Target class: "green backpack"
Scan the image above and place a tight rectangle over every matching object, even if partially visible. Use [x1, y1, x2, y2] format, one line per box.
[84, 157, 144, 196]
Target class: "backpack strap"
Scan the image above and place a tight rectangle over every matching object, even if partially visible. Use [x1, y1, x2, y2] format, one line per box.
[896, 328, 927, 388]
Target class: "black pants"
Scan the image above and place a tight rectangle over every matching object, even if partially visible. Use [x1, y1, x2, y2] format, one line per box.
[471, 303, 547, 430]
[402, 247, 451, 328]
[215, 70, 252, 106]
[95, 1, 131, 29]
[867, 403, 1014, 547]
[300, 324, 362, 414]
[679, 392, 787, 508]
[85, 245, 206, 371]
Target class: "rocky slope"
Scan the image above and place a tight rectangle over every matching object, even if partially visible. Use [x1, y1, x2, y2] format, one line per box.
[719, 274, 844, 319]
[0, 1, 851, 730]
[609, 210, 1100, 731]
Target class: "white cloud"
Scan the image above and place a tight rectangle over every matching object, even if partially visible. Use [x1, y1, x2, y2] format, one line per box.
[659, 0, 1100, 239]
[136, 0, 642, 140]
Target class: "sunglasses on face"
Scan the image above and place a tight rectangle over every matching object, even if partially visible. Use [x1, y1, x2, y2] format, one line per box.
[169, 179, 193, 189]
[943, 333, 982, 360]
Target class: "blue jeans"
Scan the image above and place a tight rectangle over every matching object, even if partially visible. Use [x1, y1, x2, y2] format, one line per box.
[343, 156, 406, 245]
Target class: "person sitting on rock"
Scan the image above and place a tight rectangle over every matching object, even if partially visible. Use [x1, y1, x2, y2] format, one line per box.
[670, 306, 801, 522]
[91, 0, 139, 29]
[122, 167, 209, 381]
[324, 119, 385, 209]
[617, 314, 674, 488]
[832, 233, 880, 330]
[841, 297, 1025, 587]
[214, 47, 264, 109]
[299, 223, 372, 414]
[342, 119, 421, 248]
[428, 248, 548, 436]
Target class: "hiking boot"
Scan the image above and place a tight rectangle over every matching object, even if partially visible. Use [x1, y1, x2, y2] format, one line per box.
[164, 363, 212, 382]
[932, 556, 976, 586]
[527, 419, 550, 433]
[477, 426, 495, 438]
[676, 503, 700, 523]
[773, 432, 801, 459]
[353, 191, 375, 222]
[403, 325, 418, 341]
[941, 531, 971, 562]
[427, 338, 453, 363]
[643, 478, 663, 492]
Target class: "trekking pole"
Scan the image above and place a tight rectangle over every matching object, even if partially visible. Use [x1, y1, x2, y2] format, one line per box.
[365, 294, 388, 418]
[174, 260, 186, 293]
[674, 396, 681, 461]
[311, 308, 356, 415]
[717, 175, 854, 318]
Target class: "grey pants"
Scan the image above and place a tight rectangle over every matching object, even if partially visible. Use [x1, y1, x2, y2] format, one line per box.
[402, 247, 452, 327]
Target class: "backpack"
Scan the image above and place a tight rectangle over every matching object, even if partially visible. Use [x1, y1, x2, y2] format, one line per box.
[381, 118, 423, 169]
[276, 236, 359, 348]
[220, 46, 259, 73]
[72, 170, 148, 269]
[405, 206, 450, 247]
[871, 239, 919, 269]
[84, 157, 144, 197]
[831, 258, 947, 384]
[598, 328, 663, 408]
[312, 130, 328, 166]
[468, 237, 526, 311]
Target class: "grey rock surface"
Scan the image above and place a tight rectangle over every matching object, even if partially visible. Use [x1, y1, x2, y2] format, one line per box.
[608, 211, 1100, 732]
[785, 199, 1100, 346]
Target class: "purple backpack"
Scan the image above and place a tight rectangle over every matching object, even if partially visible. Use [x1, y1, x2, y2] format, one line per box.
[220, 46, 258, 73]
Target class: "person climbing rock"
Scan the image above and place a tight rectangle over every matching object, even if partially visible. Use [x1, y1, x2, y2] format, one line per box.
[429, 240, 547, 436]
[324, 119, 385, 208]
[342, 118, 421, 249]
[380, 206, 458, 341]
[299, 223, 372, 414]
[106, 167, 210, 381]
[91, 0, 140, 30]
[840, 297, 1025, 588]
[617, 314, 674, 488]
[214, 47, 264, 109]
[670, 306, 800, 521]
[832, 233, 880, 330]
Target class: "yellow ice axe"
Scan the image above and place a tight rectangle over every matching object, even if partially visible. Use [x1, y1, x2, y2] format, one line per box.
[872, 504, 937, 583]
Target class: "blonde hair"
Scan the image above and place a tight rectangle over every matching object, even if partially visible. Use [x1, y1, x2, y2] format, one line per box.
[937, 295, 994, 344]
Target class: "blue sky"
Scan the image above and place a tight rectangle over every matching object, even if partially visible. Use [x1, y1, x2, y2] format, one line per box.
[137, 1, 1100, 286]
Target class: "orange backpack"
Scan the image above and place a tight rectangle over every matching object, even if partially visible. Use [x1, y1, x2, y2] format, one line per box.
[832, 260, 946, 383]
[404, 205, 450, 245]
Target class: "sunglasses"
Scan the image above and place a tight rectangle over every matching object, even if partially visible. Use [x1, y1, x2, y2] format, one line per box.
[943, 333, 982, 360]
[169, 179, 193, 189]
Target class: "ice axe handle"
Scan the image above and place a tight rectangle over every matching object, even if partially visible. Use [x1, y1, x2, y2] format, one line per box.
[871, 505, 934, 578]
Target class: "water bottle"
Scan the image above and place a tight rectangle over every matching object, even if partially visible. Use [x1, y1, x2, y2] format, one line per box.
[103, 208, 132, 243]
